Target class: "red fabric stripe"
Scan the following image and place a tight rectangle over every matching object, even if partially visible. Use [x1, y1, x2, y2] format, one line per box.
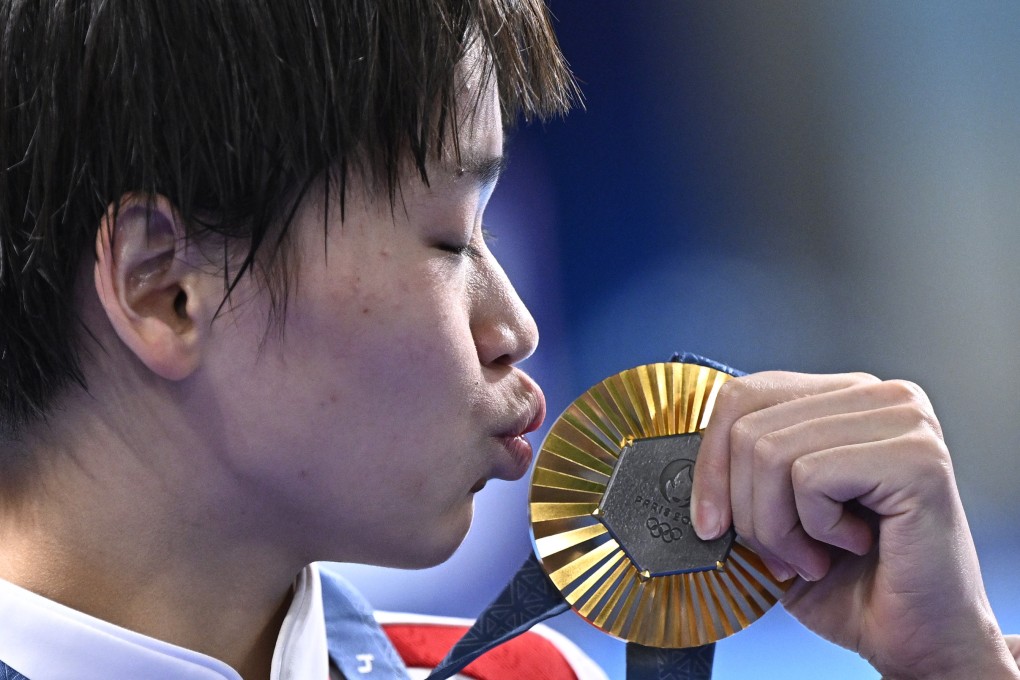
[382, 623, 580, 680]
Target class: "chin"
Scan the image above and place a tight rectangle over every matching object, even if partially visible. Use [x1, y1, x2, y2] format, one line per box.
[360, 505, 475, 570]
[369, 535, 466, 570]
[406, 524, 474, 569]
[404, 543, 463, 569]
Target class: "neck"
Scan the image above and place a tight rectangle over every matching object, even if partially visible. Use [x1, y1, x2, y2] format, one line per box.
[0, 419, 301, 680]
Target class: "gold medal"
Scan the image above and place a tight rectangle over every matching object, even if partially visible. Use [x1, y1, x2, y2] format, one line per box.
[528, 361, 791, 648]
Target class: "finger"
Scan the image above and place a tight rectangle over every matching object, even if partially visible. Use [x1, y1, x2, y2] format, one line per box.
[693, 371, 878, 540]
[791, 432, 954, 564]
[735, 378, 933, 446]
[792, 454, 874, 573]
[748, 404, 931, 580]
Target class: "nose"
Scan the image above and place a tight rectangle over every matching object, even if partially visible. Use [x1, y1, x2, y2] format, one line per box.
[472, 251, 539, 367]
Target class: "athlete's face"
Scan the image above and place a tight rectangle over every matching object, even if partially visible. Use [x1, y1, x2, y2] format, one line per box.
[201, 62, 545, 568]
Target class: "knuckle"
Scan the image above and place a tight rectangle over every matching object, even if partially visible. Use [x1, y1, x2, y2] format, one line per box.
[717, 377, 743, 399]
[904, 432, 953, 475]
[729, 416, 757, 453]
[884, 379, 931, 406]
[885, 386, 943, 438]
[714, 377, 748, 413]
[889, 432, 955, 498]
[891, 402, 935, 431]
[790, 455, 816, 489]
[847, 371, 881, 385]
[752, 432, 784, 472]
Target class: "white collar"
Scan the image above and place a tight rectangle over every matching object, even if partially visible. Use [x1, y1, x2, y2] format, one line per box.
[273, 563, 330, 680]
[0, 564, 329, 680]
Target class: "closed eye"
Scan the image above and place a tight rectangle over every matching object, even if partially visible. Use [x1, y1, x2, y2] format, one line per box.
[437, 242, 483, 259]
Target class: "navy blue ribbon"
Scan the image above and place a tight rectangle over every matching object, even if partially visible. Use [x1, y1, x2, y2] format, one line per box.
[627, 643, 717, 680]
[0, 662, 27, 680]
[669, 351, 747, 378]
[427, 553, 570, 679]
[425, 553, 720, 680]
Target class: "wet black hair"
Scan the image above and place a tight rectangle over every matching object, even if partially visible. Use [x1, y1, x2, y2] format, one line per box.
[0, 0, 576, 432]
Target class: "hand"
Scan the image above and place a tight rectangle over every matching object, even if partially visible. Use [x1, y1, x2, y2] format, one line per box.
[690, 371, 1019, 679]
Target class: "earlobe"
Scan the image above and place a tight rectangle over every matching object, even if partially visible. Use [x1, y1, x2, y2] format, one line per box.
[94, 194, 209, 380]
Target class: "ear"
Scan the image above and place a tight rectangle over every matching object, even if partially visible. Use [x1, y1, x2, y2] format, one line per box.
[94, 194, 213, 380]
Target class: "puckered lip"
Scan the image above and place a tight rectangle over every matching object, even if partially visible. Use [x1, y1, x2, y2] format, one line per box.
[484, 374, 547, 485]
[498, 378, 547, 440]
[505, 385, 546, 438]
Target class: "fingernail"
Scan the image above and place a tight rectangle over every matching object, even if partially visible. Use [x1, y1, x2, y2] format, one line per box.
[761, 556, 795, 582]
[693, 500, 721, 540]
[795, 565, 820, 582]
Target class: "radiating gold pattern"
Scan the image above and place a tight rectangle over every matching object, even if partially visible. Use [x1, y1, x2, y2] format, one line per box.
[528, 362, 790, 648]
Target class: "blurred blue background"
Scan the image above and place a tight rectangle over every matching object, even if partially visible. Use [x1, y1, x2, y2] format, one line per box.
[331, 2, 1020, 677]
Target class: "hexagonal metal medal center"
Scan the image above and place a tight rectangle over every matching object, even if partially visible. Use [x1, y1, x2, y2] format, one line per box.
[597, 433, 734, 577]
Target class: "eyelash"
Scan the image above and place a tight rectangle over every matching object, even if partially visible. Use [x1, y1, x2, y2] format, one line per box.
[438, 227, 495, 259]
[439, 243, 481, 258]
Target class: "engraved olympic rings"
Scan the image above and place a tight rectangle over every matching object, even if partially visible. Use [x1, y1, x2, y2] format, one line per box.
[645, 516, 684, 543]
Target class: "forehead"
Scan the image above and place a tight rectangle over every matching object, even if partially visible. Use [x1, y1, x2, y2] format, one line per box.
[452, 51, 503, 157]
[325, 49, 505, 208]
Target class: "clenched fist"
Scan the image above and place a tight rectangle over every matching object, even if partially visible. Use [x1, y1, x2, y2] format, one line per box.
[691, 372, 1019, 679]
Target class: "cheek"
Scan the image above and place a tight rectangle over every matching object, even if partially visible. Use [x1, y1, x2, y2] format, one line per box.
[347, 308, 477, 421]
[344, 273, 474, 371]
[307, 279, 477, 422]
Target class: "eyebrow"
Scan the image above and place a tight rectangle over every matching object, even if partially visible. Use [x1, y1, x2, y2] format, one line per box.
[456, 153, 507, 187]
